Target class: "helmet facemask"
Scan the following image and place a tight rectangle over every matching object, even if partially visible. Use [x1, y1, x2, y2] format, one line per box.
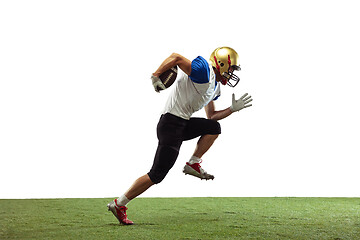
[222, 65, 241, 87]
[214, 55, 241, 87]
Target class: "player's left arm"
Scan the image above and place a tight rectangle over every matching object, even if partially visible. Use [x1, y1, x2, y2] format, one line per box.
[205, 93, 253, 121]
[205, 101, 232, 121]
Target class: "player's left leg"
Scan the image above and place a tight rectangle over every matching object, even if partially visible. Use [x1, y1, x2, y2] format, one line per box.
[183, 134, 218, 180]
[193, 134, 219, 159]
[182, 118, 221, 180]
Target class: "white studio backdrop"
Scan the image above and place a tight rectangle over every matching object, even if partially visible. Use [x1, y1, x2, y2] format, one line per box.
[1, 0, 359, 199]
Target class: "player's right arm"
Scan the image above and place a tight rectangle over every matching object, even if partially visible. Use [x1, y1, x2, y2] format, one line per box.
[153, 53, 191, 77]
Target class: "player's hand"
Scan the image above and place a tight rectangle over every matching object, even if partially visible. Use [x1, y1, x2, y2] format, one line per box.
[151, 75, 166, 92]
[230, 93, 253, 112]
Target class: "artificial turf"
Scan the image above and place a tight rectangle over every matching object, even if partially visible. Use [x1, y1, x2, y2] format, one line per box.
[1, 197, 359, 239]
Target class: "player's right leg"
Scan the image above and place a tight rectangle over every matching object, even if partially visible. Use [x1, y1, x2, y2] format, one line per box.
[108, 113, 186, 224]
[107, 198, 134, 225]
[107, 174, 154, 225]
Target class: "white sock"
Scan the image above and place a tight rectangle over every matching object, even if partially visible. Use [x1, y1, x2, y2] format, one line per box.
[189, 156, 201, 164]
[116, 194, 130, 206]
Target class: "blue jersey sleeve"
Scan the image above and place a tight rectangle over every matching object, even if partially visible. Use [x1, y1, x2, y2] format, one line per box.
[189, 56, 210, 84]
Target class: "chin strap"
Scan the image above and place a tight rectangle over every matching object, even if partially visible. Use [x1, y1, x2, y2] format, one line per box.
[228, 55, 232, 69]
[213, 56, 226, 85]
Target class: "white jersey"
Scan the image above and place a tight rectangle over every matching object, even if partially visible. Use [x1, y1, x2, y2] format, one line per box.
[162, 56, 221, 120]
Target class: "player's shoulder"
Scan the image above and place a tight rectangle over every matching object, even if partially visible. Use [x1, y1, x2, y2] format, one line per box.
[189, 56, 210, 84]
[192, 56, 208, 67]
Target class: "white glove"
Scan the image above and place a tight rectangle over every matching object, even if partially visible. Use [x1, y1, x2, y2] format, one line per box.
[230, 93, 253, 112]
[151, 75, 166, 92]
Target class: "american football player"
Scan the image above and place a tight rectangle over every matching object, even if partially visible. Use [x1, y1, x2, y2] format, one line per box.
[108, 47, 253, 225]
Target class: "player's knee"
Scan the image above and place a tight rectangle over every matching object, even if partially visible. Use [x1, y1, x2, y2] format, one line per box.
[148, 144, 180, 184]
[211, 120, 221, 135]
[148, 171, 167, 184]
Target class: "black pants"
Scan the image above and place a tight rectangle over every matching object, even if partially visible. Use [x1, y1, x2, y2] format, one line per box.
[148, 113, 221, 184]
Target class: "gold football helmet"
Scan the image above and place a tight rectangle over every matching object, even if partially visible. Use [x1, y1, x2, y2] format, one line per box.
[209, 47, 241, 87]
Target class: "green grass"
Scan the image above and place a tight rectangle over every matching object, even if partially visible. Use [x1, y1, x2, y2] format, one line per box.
[1, 198, 359, 239]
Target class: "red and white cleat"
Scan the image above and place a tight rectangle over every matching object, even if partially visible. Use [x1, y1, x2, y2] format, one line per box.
[183, 161, 214, 180]
[107, 199, 134, 225]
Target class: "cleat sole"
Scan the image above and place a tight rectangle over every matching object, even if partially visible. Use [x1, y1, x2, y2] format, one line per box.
[183, 164, 215, 180]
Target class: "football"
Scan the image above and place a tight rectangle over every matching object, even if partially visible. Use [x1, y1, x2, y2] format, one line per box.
[157, 65, 178, 91]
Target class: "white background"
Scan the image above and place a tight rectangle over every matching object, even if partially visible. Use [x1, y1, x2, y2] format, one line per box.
[1, 0, 359, 199]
